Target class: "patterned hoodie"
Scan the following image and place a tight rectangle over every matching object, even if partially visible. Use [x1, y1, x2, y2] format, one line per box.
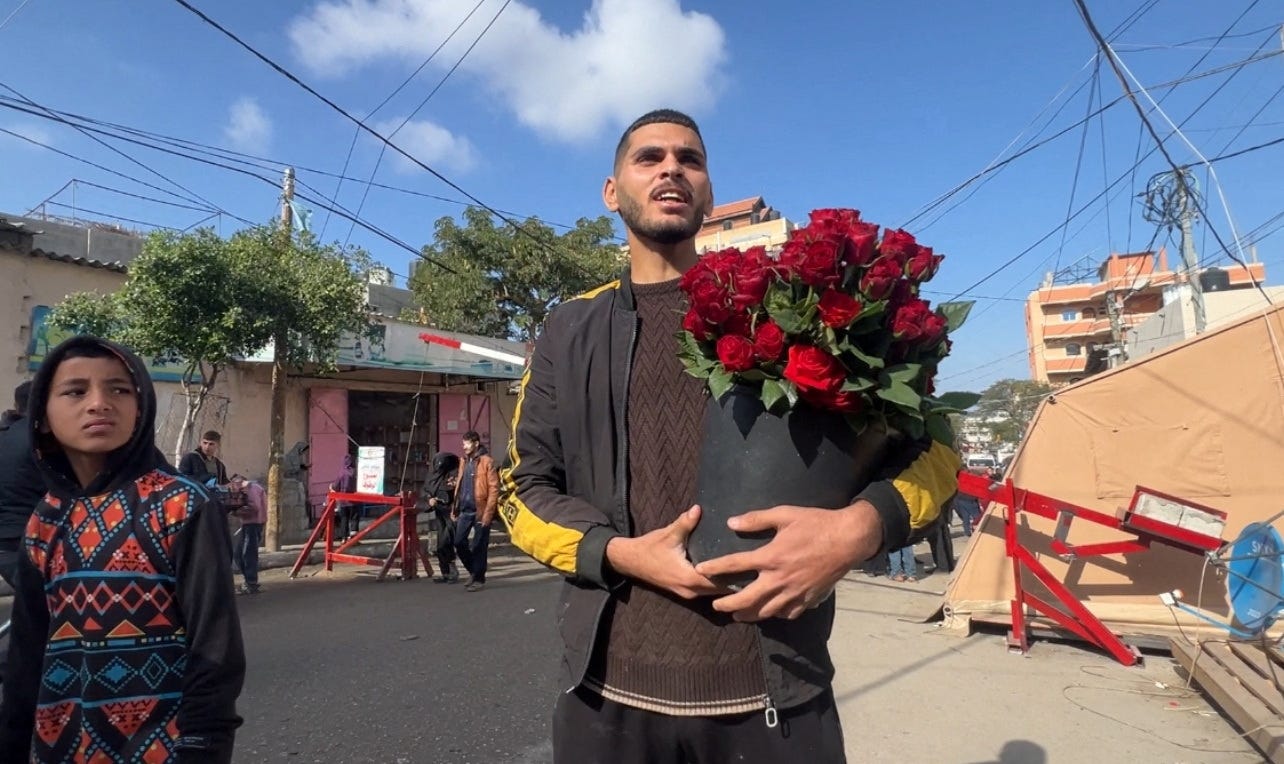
[0, 336, 246, 763]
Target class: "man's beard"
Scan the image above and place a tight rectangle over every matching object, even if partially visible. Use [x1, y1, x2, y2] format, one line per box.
[617, 193, 701, 245]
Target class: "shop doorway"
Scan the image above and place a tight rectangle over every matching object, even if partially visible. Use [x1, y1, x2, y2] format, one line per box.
[347, 390, 436, 498]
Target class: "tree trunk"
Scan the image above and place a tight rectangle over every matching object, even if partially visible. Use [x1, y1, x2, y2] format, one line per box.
[266, 332, 287, 551]
[174, 363, 218, 466]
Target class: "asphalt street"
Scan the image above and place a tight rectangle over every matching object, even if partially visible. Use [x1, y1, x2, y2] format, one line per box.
[232, 552, 562, 764]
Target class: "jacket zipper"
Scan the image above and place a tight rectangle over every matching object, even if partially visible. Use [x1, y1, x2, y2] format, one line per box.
[756, 629, 778, 728]
[568, 305, 639, 694]
[619, 312, 639, 536]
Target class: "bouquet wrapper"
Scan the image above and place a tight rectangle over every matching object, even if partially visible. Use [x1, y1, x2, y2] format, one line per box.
[687, 386, 887, 589]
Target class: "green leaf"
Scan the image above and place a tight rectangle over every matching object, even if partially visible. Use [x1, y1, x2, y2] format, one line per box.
[738, 368, 769, 382]
[761, 378, 787, 411]
[840, 377, 877, 392]
[766, 305, 806, 334]
[938, 301, 974, 332]
[883, 363, 922, 384]
[901, 417, 926, 440]
[780, 378, 800, 407]
[925, 413, 955, 446]
[708, 367, 734, 401]
[876, 380, 921, 410]
[841, 342, 885, 370]
[936, 391, 982, 410]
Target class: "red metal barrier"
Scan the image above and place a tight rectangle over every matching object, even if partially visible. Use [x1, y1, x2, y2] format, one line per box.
[288, 490, 433, 582]
[957, 473, 1223, 667]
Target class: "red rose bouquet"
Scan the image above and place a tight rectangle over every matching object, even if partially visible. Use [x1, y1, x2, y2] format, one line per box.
[677, 208, 977, 444]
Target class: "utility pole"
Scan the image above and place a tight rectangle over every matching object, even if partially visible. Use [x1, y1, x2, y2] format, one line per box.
[1105, 289, 1126, 368]
[265, 167, 294, 552]
[1174, 173, 1206, 334]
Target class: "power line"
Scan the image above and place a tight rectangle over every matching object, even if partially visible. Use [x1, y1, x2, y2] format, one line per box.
[320, 0, 488, 240]
[37, 201, 182, 231]
[0, 81, 231, 216]
[901, 46, 1284, 231]
[0, 125, 259, 227]
[0, 0, 34, 31]
[344, 0, 511, 247]
[66, 179, 220, 213]
[169, 0, 591, 277]
[0, 93, 599, 234]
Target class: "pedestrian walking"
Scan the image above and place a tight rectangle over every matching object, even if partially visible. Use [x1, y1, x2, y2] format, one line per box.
[453, 431, 498, 592]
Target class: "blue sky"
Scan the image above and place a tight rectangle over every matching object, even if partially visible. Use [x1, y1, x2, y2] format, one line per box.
[2, 0, 1282, 391]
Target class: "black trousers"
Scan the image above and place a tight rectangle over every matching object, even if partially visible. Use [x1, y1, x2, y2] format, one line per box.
[552, 686, 846, 764]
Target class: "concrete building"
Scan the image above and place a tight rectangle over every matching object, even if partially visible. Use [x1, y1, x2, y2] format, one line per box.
[1127, 284, 1284, 358]
[695, 196, 795, 254]
[1, 213, 523, 543]
[1025, 249, 1265, 385]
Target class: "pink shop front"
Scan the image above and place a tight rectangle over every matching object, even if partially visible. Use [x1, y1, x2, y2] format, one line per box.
[299, 323, 526, 524]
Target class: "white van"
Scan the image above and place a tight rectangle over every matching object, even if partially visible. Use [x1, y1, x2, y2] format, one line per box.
[965, 454, 996, 472]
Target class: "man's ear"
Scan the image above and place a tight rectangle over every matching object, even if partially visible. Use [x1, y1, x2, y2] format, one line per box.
[704, 182, 715, 217]
[603, 176, 620, 213]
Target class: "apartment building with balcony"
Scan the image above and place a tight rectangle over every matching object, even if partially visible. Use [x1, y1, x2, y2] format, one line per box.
[695, 196, 795, 253]
[1026, 249, 1265, 385]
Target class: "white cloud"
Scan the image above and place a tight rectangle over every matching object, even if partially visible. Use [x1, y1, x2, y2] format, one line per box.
[222, 97, 273, 153]
[0, 121, 54, 149]
[371, 117, 476, 173]
[288, 0, 727, 142]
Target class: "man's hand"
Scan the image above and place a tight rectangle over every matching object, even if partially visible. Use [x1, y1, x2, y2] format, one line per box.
[428, 497, 438, 508]
[606, 506, 723, 600]
[694, 501, 883, 622]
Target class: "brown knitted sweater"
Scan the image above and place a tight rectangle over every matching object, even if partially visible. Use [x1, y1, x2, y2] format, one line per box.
[584, 278, 767, 716]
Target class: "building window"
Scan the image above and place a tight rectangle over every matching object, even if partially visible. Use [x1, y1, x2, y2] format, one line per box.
[1082, 307, 1096, 319]
[1062, 309, 1077, 321]
[1065, 342, 1082, 356]
[721, 220, 733, 231]
[750, 212, 761, 224]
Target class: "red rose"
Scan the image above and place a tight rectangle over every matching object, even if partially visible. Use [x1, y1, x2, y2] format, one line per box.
[784, 344, 845, 395]
[859, 258, 902, 301]
[688, 273, 731, 323]
[716, 335, 756, 372]
[890, 298, 935, 342]
[904, 246, 944, 283]
[752, 319, 785, 361]
[846, 221, 880, 267]
[705, 248, 739, 282]
[682, 307, 712, 341]
[722, 310, 753, 337]
[923, 375, 936, 397]
[921, 311, 948, 347]
[808, 208, 863, 228]
[730, 247, 773, 308]
[880, 228, 920, 265]
[780, 237, 843, 288]
[816, 389, 864, 414]
[817, 289, 863, 328]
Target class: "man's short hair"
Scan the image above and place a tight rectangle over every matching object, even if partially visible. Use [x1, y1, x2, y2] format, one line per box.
[13, 380, 31, 415]
[201, 430, 222, 442]
[462, 430, 481, 444]
[614, 108, 705, 171]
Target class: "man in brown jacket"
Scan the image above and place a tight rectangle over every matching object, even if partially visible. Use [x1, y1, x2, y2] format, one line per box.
[452, 430, 499, 591]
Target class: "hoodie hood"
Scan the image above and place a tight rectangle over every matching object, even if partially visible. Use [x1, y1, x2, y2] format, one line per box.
[29, 335, 166, 498]
[431, 452, 460, 480]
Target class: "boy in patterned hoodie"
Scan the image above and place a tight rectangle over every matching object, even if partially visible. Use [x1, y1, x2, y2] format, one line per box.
[0, 336, 245, 763]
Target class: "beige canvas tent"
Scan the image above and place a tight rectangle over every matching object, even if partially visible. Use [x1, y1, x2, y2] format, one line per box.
[943, 303, 1284, 643]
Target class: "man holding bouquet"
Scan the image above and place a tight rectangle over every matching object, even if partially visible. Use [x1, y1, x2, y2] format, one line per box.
[500, 109, 961, 763]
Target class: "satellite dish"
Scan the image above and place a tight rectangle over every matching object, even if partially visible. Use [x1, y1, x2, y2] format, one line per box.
[1163, 522, 1284, 639]
[1227, 523, 1284, 635]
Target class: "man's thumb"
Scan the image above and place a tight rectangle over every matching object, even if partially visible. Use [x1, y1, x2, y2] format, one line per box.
[671, 505, 702, 538]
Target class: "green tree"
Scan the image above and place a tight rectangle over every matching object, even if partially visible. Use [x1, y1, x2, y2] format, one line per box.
[409, 207, 623, 341]
[227, 226, 375, 550]
[973, 378, 1054, 444]
[50, 228, 278, 464]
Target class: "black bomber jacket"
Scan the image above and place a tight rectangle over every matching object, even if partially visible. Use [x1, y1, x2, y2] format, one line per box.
[498, 270, 961, 712]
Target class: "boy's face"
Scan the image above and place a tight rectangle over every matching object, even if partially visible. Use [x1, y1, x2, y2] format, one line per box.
[45, 355, 139, 459]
